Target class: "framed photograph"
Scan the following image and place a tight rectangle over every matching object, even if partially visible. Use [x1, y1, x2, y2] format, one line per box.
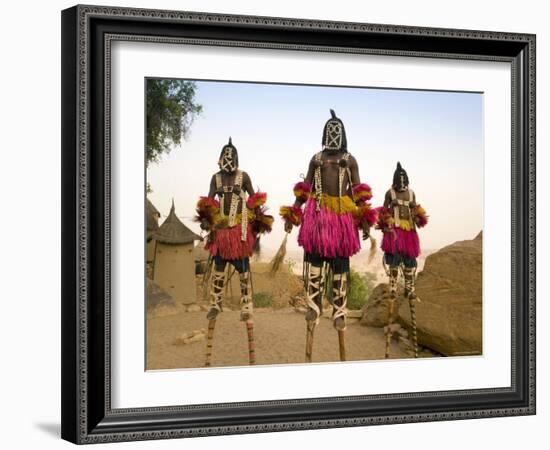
[61, 4, 536, 444]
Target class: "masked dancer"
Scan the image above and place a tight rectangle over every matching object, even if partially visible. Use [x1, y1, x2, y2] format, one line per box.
[195, 138, 273, 366]
[280, 110, 377, 362]
[375, 162, 428, 358]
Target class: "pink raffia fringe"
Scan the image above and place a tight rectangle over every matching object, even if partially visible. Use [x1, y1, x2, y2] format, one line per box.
[381, 228, 420, 258]
[206, 224, 256, 260]
[298, 198, 360, 258]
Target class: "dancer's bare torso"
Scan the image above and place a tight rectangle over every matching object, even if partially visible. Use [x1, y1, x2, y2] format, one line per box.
[302, 150, 361, 197]
[208, 170, 255, 215]
[383, 188, 416, 221]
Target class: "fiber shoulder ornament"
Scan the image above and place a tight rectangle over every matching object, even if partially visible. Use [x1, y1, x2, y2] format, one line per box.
[412, 204, 429, 228]
[279, 181, 311, 226]
[352, 183, 377, 228]
[247, 192, 274, 235]
[195, 196, 221, 227]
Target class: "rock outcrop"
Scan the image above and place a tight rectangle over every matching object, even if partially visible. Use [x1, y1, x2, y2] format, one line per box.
[361, 232, 482, 356]
[361, 283, 403, 327]
[147, 278, 178, 317]
[398, 232, 482, 356]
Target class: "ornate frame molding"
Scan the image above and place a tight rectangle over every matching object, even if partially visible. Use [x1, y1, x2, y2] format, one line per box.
[61, 5, 536, 444]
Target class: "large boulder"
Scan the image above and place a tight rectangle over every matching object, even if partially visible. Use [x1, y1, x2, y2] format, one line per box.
[361, 283, 403, 327]
[398, 232, 482, 356]
[147, 279, 178, 317]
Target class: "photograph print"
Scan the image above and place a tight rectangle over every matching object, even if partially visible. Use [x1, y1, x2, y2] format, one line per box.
[145, 78, 483, 370]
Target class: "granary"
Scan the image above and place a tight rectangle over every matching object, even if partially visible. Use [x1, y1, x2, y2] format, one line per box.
[146, 198, 160, 271]
[153, 200, 202, 305]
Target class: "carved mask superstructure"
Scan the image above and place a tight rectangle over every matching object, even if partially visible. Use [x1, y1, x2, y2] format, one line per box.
[392, 161, 409, 192]
[218, 137, 239, 173]
[322, 109, 347, 152]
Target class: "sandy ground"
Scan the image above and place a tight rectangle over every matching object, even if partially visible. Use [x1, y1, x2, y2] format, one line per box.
[146, 308, 427, 370]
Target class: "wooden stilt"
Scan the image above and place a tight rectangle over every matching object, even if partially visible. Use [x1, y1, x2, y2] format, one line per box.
[409, 298, 419, 358]
[337, 330, 346, 361]
[246, 321, 256, 365]
[385, 298, 396, 359]
[205, 319, 216, 367]
[305, 321, 316, 363]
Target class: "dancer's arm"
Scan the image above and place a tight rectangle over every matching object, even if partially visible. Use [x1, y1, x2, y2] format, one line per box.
[242, 171, 255, 197]
[207, 174, 217, 198]
[349, 154, 361, 186]
[283, 158, 315, 233]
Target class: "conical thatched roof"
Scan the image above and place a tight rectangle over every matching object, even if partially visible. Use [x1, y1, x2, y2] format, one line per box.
[147, 198, 160, 232]
[154, 200, 201, 245]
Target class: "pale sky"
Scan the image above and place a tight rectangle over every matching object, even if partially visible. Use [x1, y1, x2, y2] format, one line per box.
[147, 80, 483, 254]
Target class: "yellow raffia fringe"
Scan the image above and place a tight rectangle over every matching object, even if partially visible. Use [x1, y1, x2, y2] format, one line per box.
[212, 210, 255, 229]
[319, 194, 356, 214]
[397, 219, 413, 231]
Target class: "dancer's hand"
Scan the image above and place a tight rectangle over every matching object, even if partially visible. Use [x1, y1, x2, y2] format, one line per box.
[361, 223, 370, 240]
[284, 221, 293, 233]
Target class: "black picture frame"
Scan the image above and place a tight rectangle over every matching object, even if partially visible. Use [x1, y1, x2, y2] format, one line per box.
[61, 4, 536, 444]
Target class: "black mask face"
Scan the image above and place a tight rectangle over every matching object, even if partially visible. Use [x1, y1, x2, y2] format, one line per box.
[392, 162, 409, 192]
[322, 109, 347, 152]
[218, 137, 238, 173]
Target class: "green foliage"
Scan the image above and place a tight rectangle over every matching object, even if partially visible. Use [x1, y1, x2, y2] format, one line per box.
[347, 270, 370, 310]
[146, 79, 203, 165]
[253, 292, 273, 308]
